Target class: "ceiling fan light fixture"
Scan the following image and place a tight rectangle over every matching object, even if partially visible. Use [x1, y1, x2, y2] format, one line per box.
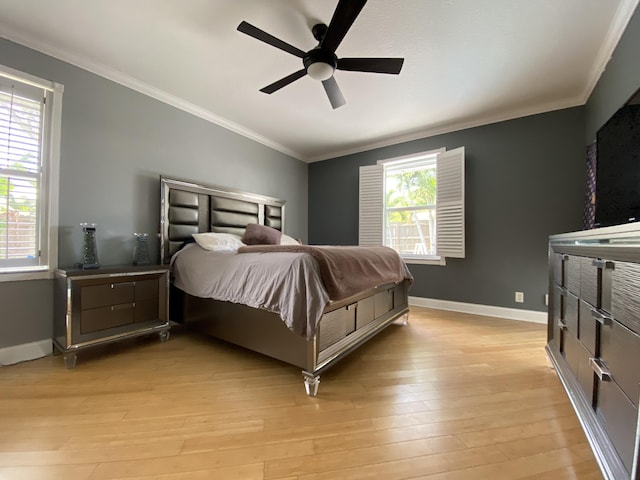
[307, 62, 335, 81]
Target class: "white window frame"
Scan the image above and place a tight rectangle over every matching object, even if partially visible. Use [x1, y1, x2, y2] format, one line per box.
[0, 65, 62, 282]
[359, 147, 465, 266]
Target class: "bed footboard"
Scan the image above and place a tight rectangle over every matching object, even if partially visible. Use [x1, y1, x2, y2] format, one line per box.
[171, 279, 410, 396]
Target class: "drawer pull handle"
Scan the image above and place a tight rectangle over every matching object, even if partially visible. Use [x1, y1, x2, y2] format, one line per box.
[561, 254, 569, 261]
[111, 303, 135, 311]
[590, 308, 613, 326]
[589, 358, 612, 381]
[111, 282, 136, 289]
[591, 259, 615, 270]
[347, 303, 357, 311]
[556, 320, 567, 330]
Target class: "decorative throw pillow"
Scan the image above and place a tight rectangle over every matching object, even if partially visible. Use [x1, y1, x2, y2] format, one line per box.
[192, 232, 245, 252]
[280, 233, 300, 245]
[241, 223, 282, 245]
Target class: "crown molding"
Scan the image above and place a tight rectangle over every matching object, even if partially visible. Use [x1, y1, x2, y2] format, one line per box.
[303, 95, 585, 162]
[579, 0, 640, 103]
[0, 28, 304, 161]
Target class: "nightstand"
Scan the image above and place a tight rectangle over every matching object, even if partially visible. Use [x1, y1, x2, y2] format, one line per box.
[53, 265, 170, 368]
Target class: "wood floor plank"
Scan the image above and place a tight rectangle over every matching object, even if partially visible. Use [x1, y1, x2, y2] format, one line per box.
[0, 465, 97, 480]
[0, 307, 602, 479]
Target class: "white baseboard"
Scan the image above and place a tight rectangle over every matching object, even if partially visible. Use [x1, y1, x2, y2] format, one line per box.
[409, 296, 547, 324]
[0, 339, 52, 366]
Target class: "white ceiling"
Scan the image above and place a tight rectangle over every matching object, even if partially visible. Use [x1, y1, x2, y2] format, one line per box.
[0, 0, 637, 162]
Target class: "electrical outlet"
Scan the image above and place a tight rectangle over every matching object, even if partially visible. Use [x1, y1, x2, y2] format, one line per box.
[515, 291, 524, 303]
[545, 294, 549, 306]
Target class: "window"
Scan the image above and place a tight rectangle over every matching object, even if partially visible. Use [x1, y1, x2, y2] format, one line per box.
[0, 66, 62, 280]
[359, 147, 465, 264]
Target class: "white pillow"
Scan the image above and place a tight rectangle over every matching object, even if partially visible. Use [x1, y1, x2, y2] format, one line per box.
[192, 233, 245, 252]
[280, 233, 300, 246]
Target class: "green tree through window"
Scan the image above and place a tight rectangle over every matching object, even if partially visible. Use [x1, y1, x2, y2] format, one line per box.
[384, 156, 437, 255]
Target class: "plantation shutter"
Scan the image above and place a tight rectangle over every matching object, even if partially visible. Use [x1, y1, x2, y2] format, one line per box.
[358, 165, 384, 246]
[0, 76, 45, 268]
[436, 147, 465, 258]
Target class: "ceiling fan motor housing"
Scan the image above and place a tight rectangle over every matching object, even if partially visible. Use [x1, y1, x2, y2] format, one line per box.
[304, 48, 338, 80]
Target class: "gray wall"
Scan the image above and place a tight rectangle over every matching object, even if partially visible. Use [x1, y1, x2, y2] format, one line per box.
[0, 38, 308, 349]
[309, 108, 586, 312]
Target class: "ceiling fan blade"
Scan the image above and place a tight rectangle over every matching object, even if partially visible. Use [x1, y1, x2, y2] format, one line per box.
[321, 0, 367, 54]
[260, 69, 307, 94]
[337, 57, 404, 74]
[322, 76, 346, 109]
[238, 21, 306, 58]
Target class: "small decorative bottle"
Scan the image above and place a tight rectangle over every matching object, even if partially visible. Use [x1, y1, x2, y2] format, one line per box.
[133, 233, 151, 266]
[80, 223, 99, 269]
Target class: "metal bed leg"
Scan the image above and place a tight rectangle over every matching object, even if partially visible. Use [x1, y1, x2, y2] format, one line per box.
[396, 312, 409, 326]
[302, 371, 320, 397]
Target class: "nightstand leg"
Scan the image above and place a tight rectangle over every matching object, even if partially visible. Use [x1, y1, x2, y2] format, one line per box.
[159, 330, 170, 342]
[63, 353, 77, 369]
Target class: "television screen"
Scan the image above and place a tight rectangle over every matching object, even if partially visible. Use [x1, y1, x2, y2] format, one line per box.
[595, 88, 640, 228]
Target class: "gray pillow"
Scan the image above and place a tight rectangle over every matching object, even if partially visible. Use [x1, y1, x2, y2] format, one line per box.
[241, 223, 282, 245]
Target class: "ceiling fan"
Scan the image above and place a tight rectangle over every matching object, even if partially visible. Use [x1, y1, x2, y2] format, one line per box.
[237, 0, 404, 109]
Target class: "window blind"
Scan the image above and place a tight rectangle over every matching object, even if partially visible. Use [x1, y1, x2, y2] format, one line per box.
[0, 78, 44, 267]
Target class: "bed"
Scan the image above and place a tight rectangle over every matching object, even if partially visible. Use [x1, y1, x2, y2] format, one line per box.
[160, 176, 412, 396]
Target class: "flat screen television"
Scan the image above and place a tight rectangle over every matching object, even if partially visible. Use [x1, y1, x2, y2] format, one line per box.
[595, 87, 640, 228]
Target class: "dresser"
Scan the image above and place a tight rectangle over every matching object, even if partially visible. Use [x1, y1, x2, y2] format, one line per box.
[53, 265, 170, 368]
[547, 224, 640, 479]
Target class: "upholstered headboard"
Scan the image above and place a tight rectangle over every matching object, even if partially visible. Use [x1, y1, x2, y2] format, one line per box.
[160, 177, 285, 264]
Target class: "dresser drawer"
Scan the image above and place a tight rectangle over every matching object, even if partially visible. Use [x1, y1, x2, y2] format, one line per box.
[552, 284, 565, 347]
[600, 318, 640, 407]
[606, 261, 640, 335]
[565, 255, 581, 296]
[565, 291, 579, 337]
[578, 300, 598, 356]
[575, 342, 595, 404]
[81, 281, 135, 309]
[595, 374, 638, 475]
[552, 253, 565, 287]
[81, 304, 135, 333]
[579, 257, 599, 307]
[562, 330, 580, 378]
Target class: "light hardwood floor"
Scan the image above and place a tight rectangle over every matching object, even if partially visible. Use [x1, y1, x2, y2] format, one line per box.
[0, 307, 602, 479]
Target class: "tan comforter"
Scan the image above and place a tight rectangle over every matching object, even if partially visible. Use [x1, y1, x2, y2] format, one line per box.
[238, 244, 413, 301]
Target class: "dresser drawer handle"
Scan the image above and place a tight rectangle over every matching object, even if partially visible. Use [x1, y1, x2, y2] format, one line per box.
[111, 282, 135, 289]
[590, 308, 613, 326]
[556, 320, 567, 330]
[111, 303, 135, 311]
[589, 358, 612, 382]
[591, 259, 615, 270]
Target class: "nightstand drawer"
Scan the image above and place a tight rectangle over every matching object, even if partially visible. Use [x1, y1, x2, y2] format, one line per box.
[136, 279, 159, 301]
[81, 304, 135, 333]
[135, 299, 159, 323]
[81, 282, 135, 309]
